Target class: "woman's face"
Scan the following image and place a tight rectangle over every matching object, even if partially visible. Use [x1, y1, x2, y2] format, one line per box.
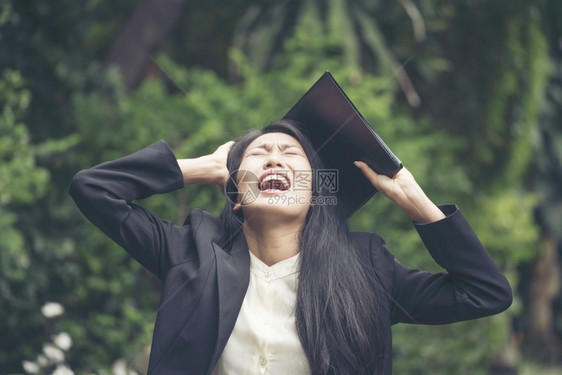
[235, 132, 313, 221]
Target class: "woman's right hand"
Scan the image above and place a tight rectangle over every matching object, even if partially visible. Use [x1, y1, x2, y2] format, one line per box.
[177, 141, 235, 189]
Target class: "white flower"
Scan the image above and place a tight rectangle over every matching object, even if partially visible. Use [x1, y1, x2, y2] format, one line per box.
[36, 354, 48, 366]
[112, 359, 138, 375]
[41, 302, 64, 318]
[53, 332, 73, 351]
[52, 365, 74, 375]
[42, 343, 65, 363]
[21, 360, 39, 374]
[112, 359, 128, 375]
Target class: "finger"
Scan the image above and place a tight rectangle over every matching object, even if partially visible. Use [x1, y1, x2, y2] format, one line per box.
[354, 161, 398, 196]
[223, 140, 235, 148]
[217, 140, 235, 153]
[354, 161, 381, 186]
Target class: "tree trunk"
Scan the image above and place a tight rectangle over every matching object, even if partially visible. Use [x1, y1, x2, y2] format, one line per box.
[104, 0, 189, 91]
[524, 233, 562, 363]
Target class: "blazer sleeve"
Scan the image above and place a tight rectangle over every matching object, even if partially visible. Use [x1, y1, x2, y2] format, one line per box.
[385, 205, 513, 325]
[68, 140, 189, 280]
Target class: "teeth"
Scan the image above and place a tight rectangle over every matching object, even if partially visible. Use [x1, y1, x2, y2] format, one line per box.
[260, 174, 290, 190]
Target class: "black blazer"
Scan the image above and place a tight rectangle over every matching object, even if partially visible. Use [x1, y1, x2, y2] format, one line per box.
[69, 140, 512, 375]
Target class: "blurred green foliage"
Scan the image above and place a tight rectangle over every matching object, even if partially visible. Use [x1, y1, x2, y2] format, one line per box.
[1, 0, 559, 373]
[0, 68, 78, 366]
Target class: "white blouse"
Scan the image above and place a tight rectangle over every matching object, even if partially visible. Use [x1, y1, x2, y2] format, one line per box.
[211, 251, 311, 375]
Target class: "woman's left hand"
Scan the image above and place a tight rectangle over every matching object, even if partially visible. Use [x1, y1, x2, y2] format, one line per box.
[353, 162, 446, 224]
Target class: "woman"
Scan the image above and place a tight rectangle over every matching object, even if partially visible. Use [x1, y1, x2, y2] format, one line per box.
[69, 121, 512, 375]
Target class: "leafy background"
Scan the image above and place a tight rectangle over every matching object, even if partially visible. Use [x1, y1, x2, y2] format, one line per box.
[1, 0, 561, 374]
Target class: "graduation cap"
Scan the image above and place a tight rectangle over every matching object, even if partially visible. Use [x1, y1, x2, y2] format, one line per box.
[282, 71, 402, 219]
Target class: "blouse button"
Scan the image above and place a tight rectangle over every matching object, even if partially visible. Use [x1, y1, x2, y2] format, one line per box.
[259, 357, 267, 366]
[264, 270, 271, 278]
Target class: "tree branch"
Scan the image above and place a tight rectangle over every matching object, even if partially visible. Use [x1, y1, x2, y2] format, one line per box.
[104, 0, 189, 91]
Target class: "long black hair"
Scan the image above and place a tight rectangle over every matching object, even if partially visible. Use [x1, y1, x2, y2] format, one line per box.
[220, 120, 386, 374]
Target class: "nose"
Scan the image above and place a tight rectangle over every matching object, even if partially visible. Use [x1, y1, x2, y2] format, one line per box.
[263, 152, 285, 169]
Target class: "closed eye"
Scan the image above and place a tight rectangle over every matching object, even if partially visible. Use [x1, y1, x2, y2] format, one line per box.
[245, 144, 304, 157]
[284, 146, 304, 156]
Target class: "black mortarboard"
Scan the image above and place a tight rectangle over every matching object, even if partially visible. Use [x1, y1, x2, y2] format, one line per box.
[282, 71, 402, 219]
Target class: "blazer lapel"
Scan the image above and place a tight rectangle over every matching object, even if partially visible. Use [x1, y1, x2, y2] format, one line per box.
[207, 232, 250, 373]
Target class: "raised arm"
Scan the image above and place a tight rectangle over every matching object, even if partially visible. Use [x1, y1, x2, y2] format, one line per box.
[69, 140, 233, 279]
[381, 206, 512, 325]
[353, 162, 512, 324]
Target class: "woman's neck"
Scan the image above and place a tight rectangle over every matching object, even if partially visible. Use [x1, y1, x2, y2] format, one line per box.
[243, 218, 303, 266]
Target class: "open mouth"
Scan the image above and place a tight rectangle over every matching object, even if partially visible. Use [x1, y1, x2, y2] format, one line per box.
[259, 171, 291, 192]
